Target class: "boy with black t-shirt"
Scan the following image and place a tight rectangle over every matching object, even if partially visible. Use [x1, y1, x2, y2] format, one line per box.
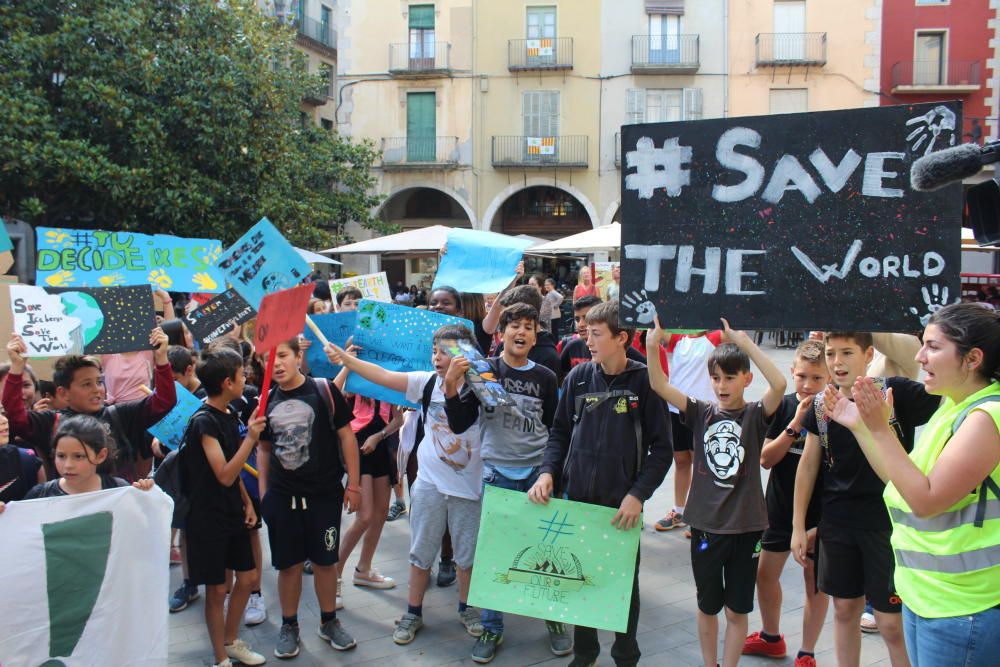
[444, 303, 567, 663]
[530, 301, 672, 667]
[792, 332, 938, 667]
[182, 347, 267, 667]
[258, 337, 361, 659]
[744, 340, 830, 666]
[646, 316, 786, 667]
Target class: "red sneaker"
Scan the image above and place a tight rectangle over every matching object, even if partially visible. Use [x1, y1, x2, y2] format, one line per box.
[742, 631, 787, 658]
[794, 655, 817, 667]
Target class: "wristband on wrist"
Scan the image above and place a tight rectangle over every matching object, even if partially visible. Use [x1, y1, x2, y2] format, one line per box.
[347, 484, 361, 493]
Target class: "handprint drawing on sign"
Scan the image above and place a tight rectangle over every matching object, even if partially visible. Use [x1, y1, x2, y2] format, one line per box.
[905, 105, 956, 156]
[621, 290, 656, 325]
[192, 272, 218, 291]
[909, 283, 957, 326]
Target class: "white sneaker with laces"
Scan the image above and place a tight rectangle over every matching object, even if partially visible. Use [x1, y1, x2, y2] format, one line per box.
[212, 659, 232, 667]
[224, 638, 266, 666]
[243, 592, 267, 626]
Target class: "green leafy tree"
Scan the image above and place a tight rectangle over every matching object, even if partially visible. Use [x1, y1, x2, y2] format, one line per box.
[0, 0, 385, 247]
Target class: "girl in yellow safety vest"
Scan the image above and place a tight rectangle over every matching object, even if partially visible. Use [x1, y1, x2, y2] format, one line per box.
[823, 303, 1000, 667]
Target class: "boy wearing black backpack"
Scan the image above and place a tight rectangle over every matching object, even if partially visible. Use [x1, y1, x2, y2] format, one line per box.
[257, 337, 361, 659]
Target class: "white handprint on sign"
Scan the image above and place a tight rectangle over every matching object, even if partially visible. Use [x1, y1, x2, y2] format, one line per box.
[905, 105, 957, 156]
[909, 283, 956, 326]
[621, 290, 656, 325]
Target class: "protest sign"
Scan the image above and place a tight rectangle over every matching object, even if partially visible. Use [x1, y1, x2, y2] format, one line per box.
[10, 285, 156, 356]
[620, 102, 963, 331]
[593, 261, 619, 301]
[432, 229, 534, 294]
[147, 382, 203, 450]
[216, 218, 310, 308]
[0, 486, 172, 667]
[345, 300, 473, 407]
[183, 288, 256, 346]
[302, 312, 356, 379]
[254, 283, 314, 353]
[35, 227, 225, 293]
[468, 486, 640, 633]
[439, 338, 513, 409]
[329, 272, 392, 307]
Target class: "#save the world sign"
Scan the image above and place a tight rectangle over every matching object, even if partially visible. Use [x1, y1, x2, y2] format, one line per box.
[619, 102, 962, 331]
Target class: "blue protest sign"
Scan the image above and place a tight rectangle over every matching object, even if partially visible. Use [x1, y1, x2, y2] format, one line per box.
[147, 382, 203, 450]
[0, 217, 13, 253]
[302, 312, 356, 379]
[215, 218, 310, 308]
[345, 300, 473, 407]
[432, 229, 534, 294]
[35, 227, 225, 292]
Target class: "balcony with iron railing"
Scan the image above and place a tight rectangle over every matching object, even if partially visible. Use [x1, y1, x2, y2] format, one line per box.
[295, 15, 337, 54]
[508, 37, 573, 71]
[491, 136, 588, 168]
[755, 33, 826, 67]
[891, 60, 981, 94]
[389, 42, 452, 76]
[631, 34, 699, 74]
[381, 136, 459, 169]
[302, 78, 332, 106]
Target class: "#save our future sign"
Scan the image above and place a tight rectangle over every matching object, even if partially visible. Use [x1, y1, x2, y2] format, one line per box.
[619, 102, 962, 332]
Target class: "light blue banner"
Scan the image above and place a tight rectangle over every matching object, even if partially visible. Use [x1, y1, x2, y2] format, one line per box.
[432, 229, 534, 294]
[0, 217, 13, 253]
[302, 312, 356, 379]
[147, 382, 203, 450]
[345, 300, 473, 407]
[215, 218, 310, 309]
[35, 227, 225, 292]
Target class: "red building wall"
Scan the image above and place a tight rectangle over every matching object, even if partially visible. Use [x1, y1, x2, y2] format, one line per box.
[880, 0, 994, 141]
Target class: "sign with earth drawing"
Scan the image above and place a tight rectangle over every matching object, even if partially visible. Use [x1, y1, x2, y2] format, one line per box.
[468, 487, 640, 633]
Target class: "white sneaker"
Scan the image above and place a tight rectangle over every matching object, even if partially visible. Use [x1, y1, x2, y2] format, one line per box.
[243, 592, 267, 626]
[224, 638, 266, 666]
[336, 577, 344, 610]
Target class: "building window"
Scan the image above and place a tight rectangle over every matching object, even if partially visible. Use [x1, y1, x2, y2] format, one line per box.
[626, 88, 702, 123]
[648, 13, 681, 64]
[773, 0, 806, 60]
[409, 5, 436, 66]
[523, 90, 559, 137]
[406, 91, 436, 162]
[526, 6, 556, 67]
[320, 118, 333, 131]
[319, 61, 333, 96]
[914, 31, 946, 84]
[321, 4, 332, 33]
[769, 89, 808, 114]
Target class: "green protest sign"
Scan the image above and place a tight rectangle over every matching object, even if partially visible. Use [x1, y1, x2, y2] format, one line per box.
[467, 487, 640, 633]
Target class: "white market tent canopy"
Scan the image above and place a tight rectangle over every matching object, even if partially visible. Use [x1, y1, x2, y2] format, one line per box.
[530, 222, 621, 254]
[295, 247, 341, 264]
[319, 225, 454, 254]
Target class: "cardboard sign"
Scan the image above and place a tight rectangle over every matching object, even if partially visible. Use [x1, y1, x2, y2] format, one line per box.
[439, 339, 513, 409]
[593, 261, 619, 301]
[216, 218, 310, 308]
[619, 102, 963, 331]
[329, 272, 392, 307]
[468, 487, 640, 633]
[253, 283, 314, 352]
[183, 288, 256, 346]
[432, 229, 534, 294]
[147, 382, 203, 450]
[0, 487, 172, 666]
[345, 300, 473, 407]
[11, 285, 156, 356]
[301, 312, 356, 379]
[35, 227, 225, 293]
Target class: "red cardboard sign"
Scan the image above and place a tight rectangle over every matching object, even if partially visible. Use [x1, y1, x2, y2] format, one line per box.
[253, 283, 313, 352]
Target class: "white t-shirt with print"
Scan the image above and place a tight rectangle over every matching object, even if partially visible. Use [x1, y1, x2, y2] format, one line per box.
[405, 371, 484, 500]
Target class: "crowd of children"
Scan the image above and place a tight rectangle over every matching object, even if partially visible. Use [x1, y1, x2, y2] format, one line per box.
[0, 269, 997, 667]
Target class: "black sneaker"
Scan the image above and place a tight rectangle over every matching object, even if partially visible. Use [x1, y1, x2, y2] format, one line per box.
[471, 631, 503, 663]
[437, 559, 457, 587]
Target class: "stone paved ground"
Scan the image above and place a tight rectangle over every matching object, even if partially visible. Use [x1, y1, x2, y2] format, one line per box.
[168, 343, 893, 666]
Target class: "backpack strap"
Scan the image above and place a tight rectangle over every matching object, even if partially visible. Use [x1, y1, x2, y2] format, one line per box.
[420, 375, 436, 422]
[313, 378, 346, 468]
[947, 395, 1000, 528]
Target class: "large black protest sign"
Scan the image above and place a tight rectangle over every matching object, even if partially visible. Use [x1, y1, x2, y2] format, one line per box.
[620, 102, 962, 331]
[183, 288, 256, 346]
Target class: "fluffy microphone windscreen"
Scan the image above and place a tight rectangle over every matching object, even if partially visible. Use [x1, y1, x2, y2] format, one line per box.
[910, 143, 983, 191]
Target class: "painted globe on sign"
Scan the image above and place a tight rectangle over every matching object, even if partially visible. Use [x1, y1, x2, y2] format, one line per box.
[59, 291, 104, 345]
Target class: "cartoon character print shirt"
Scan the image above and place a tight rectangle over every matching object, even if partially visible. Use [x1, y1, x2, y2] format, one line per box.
[406, 371, 483, 501]
[682, 397, 770, 534]
[262, 379, 353, 497]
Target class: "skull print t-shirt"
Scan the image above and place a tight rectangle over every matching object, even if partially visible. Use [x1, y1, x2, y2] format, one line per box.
[262, 378, 354, 497]
[682, 397, 770, 534]
[405, 371, 483, 501]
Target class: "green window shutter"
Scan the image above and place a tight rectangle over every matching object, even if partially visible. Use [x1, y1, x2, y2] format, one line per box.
[407, 92, 436, 161]
[409, 5, 435, 30]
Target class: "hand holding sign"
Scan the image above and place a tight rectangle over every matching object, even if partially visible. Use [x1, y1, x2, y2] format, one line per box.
[253, 283, 314, 415]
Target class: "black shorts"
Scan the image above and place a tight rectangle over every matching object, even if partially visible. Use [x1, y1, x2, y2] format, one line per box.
[761, 527, 793, 553]
[185, 524, 255, 586]
[261, 490, 343, 571]
[690, 529, 763, 615]
[359, 438, 398, 484]
[248, 492, 262, 530]
[817, 521, 901, 613]
[671, 411, 693, 452]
